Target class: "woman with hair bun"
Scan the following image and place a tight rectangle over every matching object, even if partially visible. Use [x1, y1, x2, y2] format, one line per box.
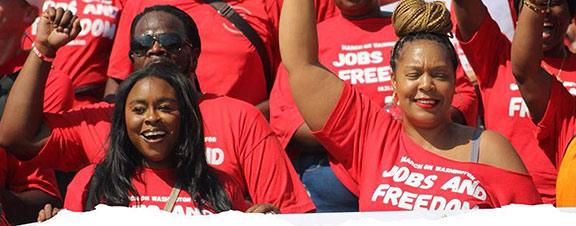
[279, 0, 542, 210]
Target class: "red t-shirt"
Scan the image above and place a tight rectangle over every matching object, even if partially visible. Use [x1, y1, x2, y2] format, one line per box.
[455, 15, 575, 203]
[26, 0, 123, 91]
[107, 0, 280, 105]
[64, 164, 250, 214]
[0, 148, 61, 202]
[536, 81, 576, 171]
[535, 81, 576, 206]
[38, 95, 314, 213]
[270, 16, 477, 194]
[0, 51, 74, 113]
[311, 85, 542, 211]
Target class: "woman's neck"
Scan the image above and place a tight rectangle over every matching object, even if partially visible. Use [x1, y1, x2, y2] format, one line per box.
[143, 159, 175, 169]
[543, 43, 568, 59]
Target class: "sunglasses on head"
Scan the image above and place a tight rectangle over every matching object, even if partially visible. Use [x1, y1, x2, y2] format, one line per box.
[130, 32, 192, 57]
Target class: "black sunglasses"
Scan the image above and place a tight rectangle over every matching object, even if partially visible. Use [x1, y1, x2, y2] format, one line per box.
[130, 32, 192, 57]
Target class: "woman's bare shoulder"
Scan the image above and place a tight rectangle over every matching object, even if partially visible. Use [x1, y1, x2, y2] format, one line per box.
[477, 130, 528, 174]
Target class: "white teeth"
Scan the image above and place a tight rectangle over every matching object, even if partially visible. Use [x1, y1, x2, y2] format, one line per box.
[143, 131, 166, 137]
[417, 99, 436, 104]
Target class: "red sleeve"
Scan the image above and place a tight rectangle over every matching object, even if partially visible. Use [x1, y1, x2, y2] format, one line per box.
[456, 15, 511, 86]
[483, 167, 543, 206]
[269, 65, 359, 195]
[312, 85, 395, 187]
[269, 65, 304, 149]
[452, 65, 478, 126]
[238, 105, 315, 213]
[106, 0, 138, 80]
[63, 165, 96, 212]
[536, 80, 576, 163]
[43, 69, 74, 113]
[35, 109, 96, 171]
[6, 154, 61, 200]
[216, 172, 251, 212]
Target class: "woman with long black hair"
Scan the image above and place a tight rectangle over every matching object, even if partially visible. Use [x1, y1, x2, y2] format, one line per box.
[62, 64, 266, 214]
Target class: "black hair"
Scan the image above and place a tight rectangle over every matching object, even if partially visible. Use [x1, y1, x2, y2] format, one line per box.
[390, 32, 459, 73]
[129, 5, 201, 55]
[84, 63, 231, 212]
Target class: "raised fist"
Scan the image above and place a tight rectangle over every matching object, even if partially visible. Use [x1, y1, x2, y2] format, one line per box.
[34, 7, 82, 57]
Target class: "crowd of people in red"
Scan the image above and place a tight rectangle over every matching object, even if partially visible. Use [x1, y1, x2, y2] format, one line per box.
[0, 0, 575, 225]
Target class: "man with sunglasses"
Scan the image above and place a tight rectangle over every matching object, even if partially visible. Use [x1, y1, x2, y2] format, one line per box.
[0, 5, 315, 214]
[105, 0, 281, 119]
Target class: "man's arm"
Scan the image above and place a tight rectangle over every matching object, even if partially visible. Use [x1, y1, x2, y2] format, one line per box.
[0, 8, 81, 160]
[452, 0, 489, 41]
[280, 0, 344, 131]
[511, 0, 551, 123]
[102, 77, 120, 103]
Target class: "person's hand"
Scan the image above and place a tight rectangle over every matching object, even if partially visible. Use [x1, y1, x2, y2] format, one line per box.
[37, 203, 60, 222]
[34, 7, 82, 58]
[245, 203, 280, 214]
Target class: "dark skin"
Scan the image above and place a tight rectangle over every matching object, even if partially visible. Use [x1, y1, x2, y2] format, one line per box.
[0, 6, 81, 160]
[511, 0, 574, 123]
[1, 190, 61, 224]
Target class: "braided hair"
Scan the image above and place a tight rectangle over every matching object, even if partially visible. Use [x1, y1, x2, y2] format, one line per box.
[390, 0, 458, 73]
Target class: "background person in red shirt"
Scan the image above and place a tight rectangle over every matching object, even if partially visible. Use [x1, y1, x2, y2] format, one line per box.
[25, 0, 125, 106]
[511, 0, 576, 207]
[0, 1, 67, 223]
[453, 0, 576, 204]
[0, 0, 73, 114]
[0, 148, 61, 225]
[280, 0, 541, 210]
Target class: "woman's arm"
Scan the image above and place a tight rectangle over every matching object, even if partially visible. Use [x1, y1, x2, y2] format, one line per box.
[279, 0, 343, 131]
[0, 8, 81, 160]
[452, 0, 489, 41]
[1, 190, 61, 224]
[511, 1, 551, 123]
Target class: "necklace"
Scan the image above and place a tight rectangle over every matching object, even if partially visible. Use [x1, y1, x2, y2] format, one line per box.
[548, 49, 568, 82]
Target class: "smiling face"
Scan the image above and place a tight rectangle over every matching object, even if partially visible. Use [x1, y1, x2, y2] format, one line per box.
[532, 0, 572, 52]
[131, 11, 199, 75]
[392, 39, 455, 128]
[125, 76, 180, 169]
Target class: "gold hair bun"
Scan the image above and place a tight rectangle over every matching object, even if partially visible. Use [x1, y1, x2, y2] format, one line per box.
[392, 0, 452, 37]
